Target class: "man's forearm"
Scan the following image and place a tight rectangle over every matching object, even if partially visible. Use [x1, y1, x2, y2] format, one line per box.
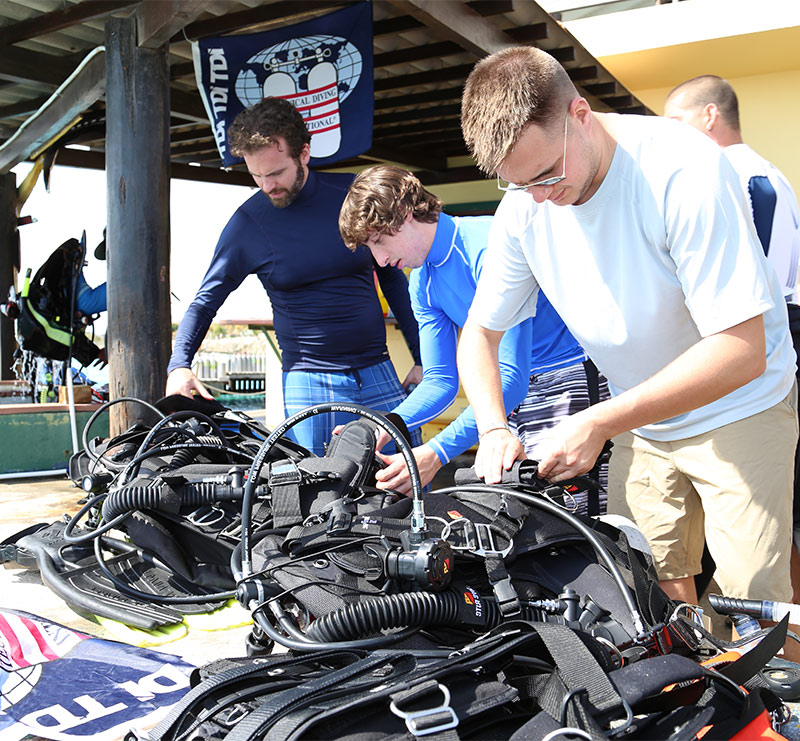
[581, 315, 767, 441]
[456, 318, 508, 433]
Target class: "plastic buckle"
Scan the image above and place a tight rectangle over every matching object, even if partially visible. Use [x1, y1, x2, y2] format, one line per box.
[269, 460, 302, 486]
[389, 683, 459, 737]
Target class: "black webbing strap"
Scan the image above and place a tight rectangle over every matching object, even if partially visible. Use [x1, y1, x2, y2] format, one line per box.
[224, 651, 409, 741]
[534, 622, 623, 727]
[583, 359, 601, 407]
[269, 460, 304, 527]
[485, 555, 521, 617]
[146, 650, 363, 740]
[717, 614, 789, 684]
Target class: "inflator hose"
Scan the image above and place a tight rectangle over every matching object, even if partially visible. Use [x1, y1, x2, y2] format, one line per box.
[304, 590, 499, 642]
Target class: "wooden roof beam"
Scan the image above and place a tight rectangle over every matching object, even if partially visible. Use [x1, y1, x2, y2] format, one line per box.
[180, 0, 353, 42]
[387, 0, 515, 58]
[375, 64, 473, 93]
[0, 96, 51, 122]
[0, 49, 106, 173]
[0, 47, 84, 86]
[375, 86, 464, 111]
[136, 0, 216, 49]
[362, 143, 447, 172]
[0, 1, 137, 47]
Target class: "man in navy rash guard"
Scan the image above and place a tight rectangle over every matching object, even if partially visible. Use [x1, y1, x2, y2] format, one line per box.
[166, 98, 422, 455]
[339, 165, 608, 501]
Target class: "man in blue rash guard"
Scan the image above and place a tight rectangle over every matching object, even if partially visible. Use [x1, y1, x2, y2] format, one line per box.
[339, 165, 608, 499]
[166, 98, 422, 455]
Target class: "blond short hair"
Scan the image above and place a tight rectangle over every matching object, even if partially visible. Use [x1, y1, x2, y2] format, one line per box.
[461, 46, 576, 174]
[339, 166, 442, 251]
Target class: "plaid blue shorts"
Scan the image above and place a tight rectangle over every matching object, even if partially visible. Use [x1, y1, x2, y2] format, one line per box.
[282, 359, 422, 456]
[510, 360, 610, 514]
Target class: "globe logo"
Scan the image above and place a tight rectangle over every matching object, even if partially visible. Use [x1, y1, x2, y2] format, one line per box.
[235, 35, 363, 158]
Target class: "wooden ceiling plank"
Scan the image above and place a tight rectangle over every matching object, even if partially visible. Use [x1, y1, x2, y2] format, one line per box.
[181, 0, 352, 41]
[375, 86, 464, 111]
[374, 40, 463, 68]
[550, 46, 575, 63]
[170, 87, 211, 123]
[0, 95, 51, 122]
[374, 63, 473, 93]
[503, 22, 548, 43]
[387, 0, 514, 58]
[137, 0, 216, 49]
[373, 16, 424, 36]
[377, 119, 462, 138]
[582, 82, 618, 96]
[359, 142, 447, 172]
[567, 65, 599, 82]
[0, 46, 84, 86]
[0, 0, 137, 47]
[466, 0, 513, 16]
[374, 103, 460, 126]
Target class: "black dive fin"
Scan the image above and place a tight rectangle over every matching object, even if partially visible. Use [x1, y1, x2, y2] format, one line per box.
[3, 521, 221, 631]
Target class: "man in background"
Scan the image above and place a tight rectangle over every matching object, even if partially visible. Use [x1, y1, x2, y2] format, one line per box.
[166, 98, 422, 455]
[665, 75, 800, 596]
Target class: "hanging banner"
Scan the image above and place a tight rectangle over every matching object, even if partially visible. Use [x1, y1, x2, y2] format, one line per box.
[192, 2, 373, 168]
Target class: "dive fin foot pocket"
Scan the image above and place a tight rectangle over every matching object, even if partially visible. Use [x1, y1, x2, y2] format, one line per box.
[3, 521, 220, 631]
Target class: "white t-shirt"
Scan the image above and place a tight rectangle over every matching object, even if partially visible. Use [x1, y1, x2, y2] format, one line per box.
[469, 114, 795, 441]
[724, 143, 800, 300]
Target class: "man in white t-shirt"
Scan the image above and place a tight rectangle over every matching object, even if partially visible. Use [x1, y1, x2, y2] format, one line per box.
[457, 46, 797, 616]
[665, 75, 800, 596]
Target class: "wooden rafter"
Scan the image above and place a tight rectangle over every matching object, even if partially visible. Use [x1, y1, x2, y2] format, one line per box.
[0, 49, 106, 173]
[136, 0, 216, 49]
[0, 0, 137, 47]
[387, 0, 514, 58]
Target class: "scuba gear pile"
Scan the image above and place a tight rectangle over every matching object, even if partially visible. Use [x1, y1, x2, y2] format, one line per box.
[2, 397, 796, 738]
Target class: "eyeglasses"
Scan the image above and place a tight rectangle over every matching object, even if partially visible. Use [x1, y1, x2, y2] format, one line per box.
[496, 114, 569, 192]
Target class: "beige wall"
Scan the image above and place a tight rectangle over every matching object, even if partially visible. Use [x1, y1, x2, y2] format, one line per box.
[633, 68, 800, 194]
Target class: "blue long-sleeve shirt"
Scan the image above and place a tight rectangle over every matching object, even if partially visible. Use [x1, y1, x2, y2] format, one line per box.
[391, 213, 585, 464]
[76, 273, 107, 315]
[168, 170, 420, 374]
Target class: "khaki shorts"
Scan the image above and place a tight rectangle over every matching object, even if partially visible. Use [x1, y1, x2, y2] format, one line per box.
[607, 385, 798, 602]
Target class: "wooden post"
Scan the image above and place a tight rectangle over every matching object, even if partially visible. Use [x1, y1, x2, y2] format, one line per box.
[0, 172, 17, 380]
[105, 17, 171, 434]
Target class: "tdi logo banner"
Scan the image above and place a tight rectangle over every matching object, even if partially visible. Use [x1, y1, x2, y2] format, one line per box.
[192, 2, 373, 168]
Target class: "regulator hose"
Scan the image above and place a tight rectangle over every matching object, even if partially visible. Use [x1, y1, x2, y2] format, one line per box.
[101, 478, 253, 521]
[305, 590, 494, 642]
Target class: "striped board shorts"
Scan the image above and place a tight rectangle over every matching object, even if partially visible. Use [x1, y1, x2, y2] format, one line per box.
[509, 360, 610, 515]
[282, 358, 422, 456]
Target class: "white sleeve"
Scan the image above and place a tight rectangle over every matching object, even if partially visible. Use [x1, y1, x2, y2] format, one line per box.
[467, 195, 540, 331]
[664, 150, 775, 337]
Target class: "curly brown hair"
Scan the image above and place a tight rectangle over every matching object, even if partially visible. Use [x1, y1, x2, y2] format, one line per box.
[461, 47, 576, 175]
[339, 166, 442, 251]
[227, 97, 311, 159]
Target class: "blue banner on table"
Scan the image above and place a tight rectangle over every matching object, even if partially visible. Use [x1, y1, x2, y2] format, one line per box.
[192, 1, 373, 168]
[0, 610, 193, 741]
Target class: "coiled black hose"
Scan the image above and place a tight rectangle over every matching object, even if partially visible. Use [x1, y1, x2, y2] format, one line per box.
[101, 480, 227, 521]
[304, 590, 497, 642]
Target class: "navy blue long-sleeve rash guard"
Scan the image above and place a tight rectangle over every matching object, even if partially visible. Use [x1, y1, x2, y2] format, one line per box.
[168, 170, 421, 374]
